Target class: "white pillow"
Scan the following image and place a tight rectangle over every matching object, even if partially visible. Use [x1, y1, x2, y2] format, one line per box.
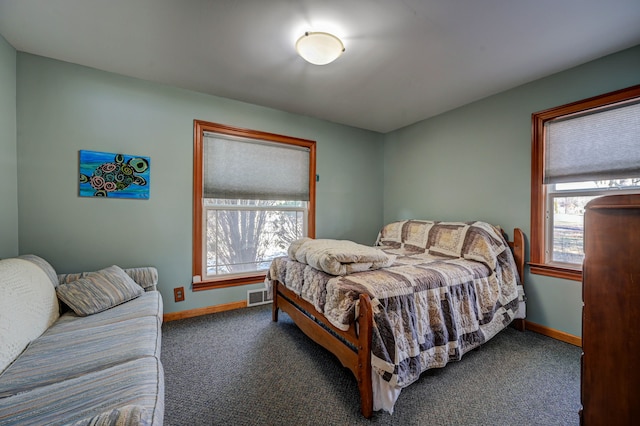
[0, 258, 59, 374]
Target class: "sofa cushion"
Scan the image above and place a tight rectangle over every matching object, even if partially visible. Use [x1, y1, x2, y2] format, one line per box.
[0, 357, 164, 426]
[0, 316, 161, 398]
[0, 258, 59, 374]
[71, 405, 150, 426]
[44, 291, 163, 335]
[56, 265, 144, 316]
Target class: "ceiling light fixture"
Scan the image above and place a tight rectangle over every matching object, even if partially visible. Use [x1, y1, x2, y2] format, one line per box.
[296, 32, 345, 65]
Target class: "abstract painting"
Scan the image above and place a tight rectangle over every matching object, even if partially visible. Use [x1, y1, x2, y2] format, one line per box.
[79, 150, 150, 199]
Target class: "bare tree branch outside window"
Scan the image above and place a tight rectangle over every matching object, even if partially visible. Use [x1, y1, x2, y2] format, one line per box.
[206, 199, 304, 276]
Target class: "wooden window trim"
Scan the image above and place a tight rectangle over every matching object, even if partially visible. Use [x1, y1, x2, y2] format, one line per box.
[192, 120, 316, 291]
[530, 84, 640, 281]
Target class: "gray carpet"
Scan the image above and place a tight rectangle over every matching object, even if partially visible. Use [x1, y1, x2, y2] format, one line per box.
[161, 305, 581, 425]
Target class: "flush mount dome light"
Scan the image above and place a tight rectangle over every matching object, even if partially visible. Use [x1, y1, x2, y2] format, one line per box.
[296, 31, 345, 65]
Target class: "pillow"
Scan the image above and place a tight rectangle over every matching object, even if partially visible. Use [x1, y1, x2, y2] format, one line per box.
[399, 220, 433, 251]
[375, 220, 434, 251]
[426, 222, 469, 258]
[374, 220, 406, 248]
[56, 265, 144, 316]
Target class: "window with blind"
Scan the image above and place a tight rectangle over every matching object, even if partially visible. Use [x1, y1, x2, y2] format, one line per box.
[530, 85, 640, 280]
[192, 120, 316, 290]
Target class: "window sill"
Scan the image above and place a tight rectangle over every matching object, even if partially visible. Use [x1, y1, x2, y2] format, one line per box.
[192, 273, 266, 291]
[529, 262, 582, 282]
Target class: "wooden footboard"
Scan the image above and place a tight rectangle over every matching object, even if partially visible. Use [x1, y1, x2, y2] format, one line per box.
[509, 228, 526, 332]
[272, 227, 525, 418]
[272, 281, 374, 417]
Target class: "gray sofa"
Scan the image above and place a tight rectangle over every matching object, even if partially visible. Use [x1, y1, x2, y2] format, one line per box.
[0, 255, 164, 426]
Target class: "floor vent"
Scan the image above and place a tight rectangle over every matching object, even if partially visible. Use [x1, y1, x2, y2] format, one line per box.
[247, 288, 272, 307]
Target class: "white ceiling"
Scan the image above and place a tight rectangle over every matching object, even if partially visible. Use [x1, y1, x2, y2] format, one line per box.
[1, 0, 639, 133]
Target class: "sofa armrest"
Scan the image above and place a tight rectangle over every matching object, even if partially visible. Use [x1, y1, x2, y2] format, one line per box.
[122, 267, 158, 292]
[58, 267, 158, 292]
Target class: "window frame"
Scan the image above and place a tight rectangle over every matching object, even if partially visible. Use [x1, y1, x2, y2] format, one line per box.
[530, 84, 640, 281]
[192, 120, 316, 291]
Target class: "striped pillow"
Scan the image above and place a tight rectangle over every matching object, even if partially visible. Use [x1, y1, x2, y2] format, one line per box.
[56, 265, 144, 316]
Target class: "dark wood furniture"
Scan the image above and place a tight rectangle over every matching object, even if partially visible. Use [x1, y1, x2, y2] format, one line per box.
[581, 194, 640, 425]
[272, 228, 525, 418]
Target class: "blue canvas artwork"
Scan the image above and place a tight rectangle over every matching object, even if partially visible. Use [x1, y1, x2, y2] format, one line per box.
[79, 150, 150, 199]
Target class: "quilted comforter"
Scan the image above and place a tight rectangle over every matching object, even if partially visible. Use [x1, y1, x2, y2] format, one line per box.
[266, 220, 521, 392]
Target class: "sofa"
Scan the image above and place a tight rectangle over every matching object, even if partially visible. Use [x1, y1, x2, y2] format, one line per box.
[0, 255, 164, 426]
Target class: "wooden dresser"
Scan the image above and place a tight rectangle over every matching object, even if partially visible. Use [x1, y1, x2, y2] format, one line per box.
[581, 194, 640, 425]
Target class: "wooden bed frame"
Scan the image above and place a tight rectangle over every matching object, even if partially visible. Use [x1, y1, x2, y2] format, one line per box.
[272, 228, 525, 418]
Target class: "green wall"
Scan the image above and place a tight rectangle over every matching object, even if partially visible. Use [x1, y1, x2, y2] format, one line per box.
[0, 34, 18, 258]
[383, 45, 640, 338]
[11, 44, 640, 333]
[16, 53, 384, 314]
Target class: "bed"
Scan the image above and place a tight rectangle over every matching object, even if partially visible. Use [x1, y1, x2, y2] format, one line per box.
[266, 220, 525, 417]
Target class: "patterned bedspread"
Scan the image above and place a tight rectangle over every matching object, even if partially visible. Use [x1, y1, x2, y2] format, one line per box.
[266, 221, 521, 389]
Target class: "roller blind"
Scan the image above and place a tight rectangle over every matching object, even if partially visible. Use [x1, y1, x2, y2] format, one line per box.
[544, 101, 640, 184]
[203, 132, 310, 201]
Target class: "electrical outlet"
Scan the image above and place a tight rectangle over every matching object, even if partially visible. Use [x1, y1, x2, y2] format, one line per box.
[174, 287, 185, 302]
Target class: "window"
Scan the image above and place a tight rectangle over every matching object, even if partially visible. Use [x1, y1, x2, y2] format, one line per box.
[530, 85, 640, 281]
[193, 120, 316, 290]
